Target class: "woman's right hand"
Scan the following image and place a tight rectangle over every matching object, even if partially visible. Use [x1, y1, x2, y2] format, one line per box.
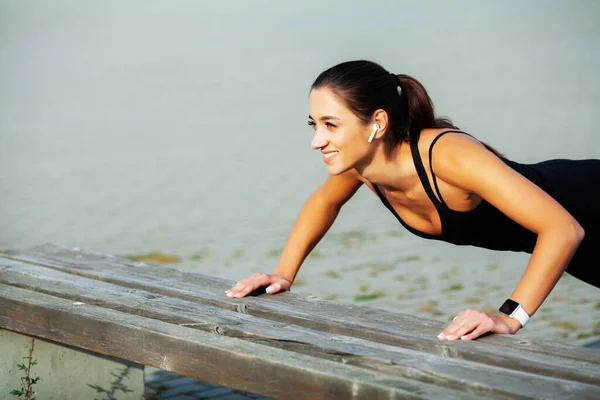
[225, 272, 292, 298]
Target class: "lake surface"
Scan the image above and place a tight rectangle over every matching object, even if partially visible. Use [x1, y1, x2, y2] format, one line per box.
[1, 1, 599, 340]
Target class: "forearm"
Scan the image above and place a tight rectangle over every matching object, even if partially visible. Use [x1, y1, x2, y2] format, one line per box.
[272, 193, 340, 282]
[507, 222, 585, 329]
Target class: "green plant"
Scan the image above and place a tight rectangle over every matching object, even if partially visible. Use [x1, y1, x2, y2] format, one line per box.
[354, 289, 385, 301]
[10, 338, 40, 400]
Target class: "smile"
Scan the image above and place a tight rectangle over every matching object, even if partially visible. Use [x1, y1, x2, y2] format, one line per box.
[323, 151, 339, 159]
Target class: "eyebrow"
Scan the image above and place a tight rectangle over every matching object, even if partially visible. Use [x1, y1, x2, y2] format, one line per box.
[308, 115, 341, 121]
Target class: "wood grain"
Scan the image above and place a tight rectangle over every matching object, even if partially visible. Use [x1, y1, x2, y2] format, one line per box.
[3, 259, 599, 398]
[0, 283, 483, 400]
[1, 244, 599, 400]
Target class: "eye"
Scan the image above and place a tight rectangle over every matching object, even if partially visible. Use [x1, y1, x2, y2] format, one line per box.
[325, 122, 336, 128]
[307, 120, 316, 129]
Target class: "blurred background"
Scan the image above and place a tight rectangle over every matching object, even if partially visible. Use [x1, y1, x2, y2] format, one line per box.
[1, 0, 599, 341]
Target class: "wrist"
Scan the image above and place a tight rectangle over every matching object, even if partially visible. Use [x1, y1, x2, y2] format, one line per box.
[271, 267, 296, 283]
[498, 298, 530, 329]
[497, 313, 522, 333]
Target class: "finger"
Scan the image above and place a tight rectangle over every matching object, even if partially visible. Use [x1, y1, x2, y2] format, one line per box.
[265, 282, 282, 294]
[439, 319, 477, 340]
[445, 323, 478, 340]
[227, 277, 253, 293]
[226, 273, 266, 295]
[460, 324, 492, 341]
[234, 275, 273, 298]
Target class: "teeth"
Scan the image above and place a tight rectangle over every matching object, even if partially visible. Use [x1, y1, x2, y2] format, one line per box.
[324, 152, 338, 158]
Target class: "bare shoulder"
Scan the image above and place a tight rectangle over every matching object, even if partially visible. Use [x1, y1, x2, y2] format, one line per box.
[423, 129, 516, 193]
[418, 128, 486, 155]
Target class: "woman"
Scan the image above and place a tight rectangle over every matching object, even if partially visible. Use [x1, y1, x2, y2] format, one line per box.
[225, 60, 600, 341]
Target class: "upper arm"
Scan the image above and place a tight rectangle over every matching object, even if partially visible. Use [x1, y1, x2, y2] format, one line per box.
[313, 169, 363, 209]
[431, 134, 577, 235]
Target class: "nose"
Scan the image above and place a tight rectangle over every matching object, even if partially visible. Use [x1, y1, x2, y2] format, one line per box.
[311, 127, 328, 150]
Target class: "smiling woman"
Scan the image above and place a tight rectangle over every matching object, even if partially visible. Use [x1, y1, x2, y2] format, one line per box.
[226, 60, 600, 342]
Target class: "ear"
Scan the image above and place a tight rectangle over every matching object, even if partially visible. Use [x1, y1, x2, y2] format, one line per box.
[371, 109, 389, 140]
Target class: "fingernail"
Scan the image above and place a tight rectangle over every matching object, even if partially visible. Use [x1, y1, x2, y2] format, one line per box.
[226, 292, 234, 297]
[437, 333, 445, 340]
[265, 286, 273, 294]
[446, 335, 456, 340]
[461, 335, 469, 340]
[234, 293, 243, 298]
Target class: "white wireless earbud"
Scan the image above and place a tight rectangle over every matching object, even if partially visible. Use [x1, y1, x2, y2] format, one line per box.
[368, 123, 379, 143]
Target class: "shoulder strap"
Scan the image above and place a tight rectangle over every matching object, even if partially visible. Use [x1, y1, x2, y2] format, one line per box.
[428, 130, 470, 207]
[411, 130, 469, 208]
[410, 138, 444, 208]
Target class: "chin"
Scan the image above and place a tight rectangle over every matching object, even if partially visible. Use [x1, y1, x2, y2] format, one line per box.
[326, 164, 351, 176]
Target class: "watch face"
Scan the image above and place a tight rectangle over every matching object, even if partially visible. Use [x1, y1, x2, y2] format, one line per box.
[499, 299, 520, 315]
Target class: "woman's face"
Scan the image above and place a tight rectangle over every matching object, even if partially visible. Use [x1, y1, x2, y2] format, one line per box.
[308, 87, 372, 175]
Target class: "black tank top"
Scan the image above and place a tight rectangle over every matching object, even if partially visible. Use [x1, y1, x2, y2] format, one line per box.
[372, 130, 600, 260]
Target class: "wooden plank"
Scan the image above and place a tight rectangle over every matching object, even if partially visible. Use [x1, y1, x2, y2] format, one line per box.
[3, 245, 598, 382]
[3, 260, 599, 399]
[0, 284, 485, 400]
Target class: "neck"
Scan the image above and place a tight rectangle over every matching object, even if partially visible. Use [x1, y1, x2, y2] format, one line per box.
[356, 141, 413, 191]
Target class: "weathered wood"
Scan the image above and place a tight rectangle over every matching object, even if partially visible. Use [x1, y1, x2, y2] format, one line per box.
[0, 284, 485, 400]
[3, 259, 598, 399]
[2, 245, 598, 385]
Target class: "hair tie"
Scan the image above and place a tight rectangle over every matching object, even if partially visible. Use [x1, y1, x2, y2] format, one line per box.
[390, 73, 402, 95]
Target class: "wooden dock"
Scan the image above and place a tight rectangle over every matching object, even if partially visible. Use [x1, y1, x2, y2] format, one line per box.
[1, 244, 599, 399]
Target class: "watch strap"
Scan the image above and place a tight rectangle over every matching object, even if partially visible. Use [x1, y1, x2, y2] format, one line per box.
[510, 305, 530, 328]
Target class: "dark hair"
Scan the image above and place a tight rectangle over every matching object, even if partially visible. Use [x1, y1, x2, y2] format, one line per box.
[311, 60, 503, 158]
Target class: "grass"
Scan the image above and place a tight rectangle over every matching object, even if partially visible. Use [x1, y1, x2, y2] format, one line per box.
[230, 248, 244, 259]
[486, 263, 499, 271]
[124, 252, 180, 264]
[308, 250, 324, 259]
[575, 332, 596, 339]
[396, 254, 421, 263]
[440, 264, 460, 280]
[337, 230, 367, 248]
[190, 250, 211, 262]
[550, 321, 579, 331]
[414, 276, 428, 288]
[446, 283, 464, 292]
[266, 249, 281, 258]
[354, 289, 385, 301]
[418, 300, 443, 316]
[463, 297, 481, 304]
[365, 262, 395, 277]
[293, 278, 306, 287]
[359, 284, 370, 293]
[323, 270, 341, 279]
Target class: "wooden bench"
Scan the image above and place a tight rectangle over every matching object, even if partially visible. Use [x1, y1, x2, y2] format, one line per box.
[1, 244, 599, 399]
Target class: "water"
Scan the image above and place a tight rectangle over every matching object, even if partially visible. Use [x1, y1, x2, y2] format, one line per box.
[1, 1, 599, 340]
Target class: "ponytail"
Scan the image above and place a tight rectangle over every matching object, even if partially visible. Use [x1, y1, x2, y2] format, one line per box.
[312, 61, 503, 159]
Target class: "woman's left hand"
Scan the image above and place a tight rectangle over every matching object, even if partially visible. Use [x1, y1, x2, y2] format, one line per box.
[437, 308, 521, 341]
